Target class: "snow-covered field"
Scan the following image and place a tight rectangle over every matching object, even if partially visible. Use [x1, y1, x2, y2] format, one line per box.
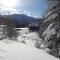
[0, 28, 59, 60]
[17, 28, 41, 47]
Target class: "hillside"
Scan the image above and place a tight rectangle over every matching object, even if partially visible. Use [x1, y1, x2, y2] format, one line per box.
[3, 14, 37, 27]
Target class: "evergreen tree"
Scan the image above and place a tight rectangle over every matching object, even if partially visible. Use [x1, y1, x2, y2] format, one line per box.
[42, 0, 60, 58]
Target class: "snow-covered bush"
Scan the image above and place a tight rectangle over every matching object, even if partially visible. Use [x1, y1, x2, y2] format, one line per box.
[35, 38, 43, 49]
[2, 17, 18, 40]
[0, 25, 6, 40]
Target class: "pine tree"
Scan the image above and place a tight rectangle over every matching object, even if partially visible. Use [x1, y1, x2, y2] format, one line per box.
[42, 0, 60, 58]
[45, 0, 60, 23]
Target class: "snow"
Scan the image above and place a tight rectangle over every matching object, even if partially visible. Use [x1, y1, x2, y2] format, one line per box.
[0, 28, 59, 60]
[0, 40, 59, 60]
[17, 28, 41, 47]
[43, 22, 60, 41]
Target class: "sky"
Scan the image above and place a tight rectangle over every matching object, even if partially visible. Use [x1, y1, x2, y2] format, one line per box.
[0, 0, 48, 17]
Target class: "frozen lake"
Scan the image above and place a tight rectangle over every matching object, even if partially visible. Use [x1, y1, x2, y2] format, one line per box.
[0, 28, 59, 60]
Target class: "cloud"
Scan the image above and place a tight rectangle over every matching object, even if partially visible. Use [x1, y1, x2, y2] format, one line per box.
[0, 7, 19, 15]
[0, 7, 31, 16]
[22, 10, 31, 16]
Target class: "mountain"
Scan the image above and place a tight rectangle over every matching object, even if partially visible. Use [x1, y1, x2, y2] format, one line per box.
[3, 14, 37, 27]
[0, 15, 5, 24]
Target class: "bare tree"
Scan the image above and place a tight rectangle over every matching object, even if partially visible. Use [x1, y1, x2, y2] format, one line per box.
[3, 16, 18, 40]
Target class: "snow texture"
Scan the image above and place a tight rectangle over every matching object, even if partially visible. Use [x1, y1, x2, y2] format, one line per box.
[0, 40, 59, 60]
[0, 28, 59, 60]
[17, 28, 42, 47]
[43, 22, 60, 41]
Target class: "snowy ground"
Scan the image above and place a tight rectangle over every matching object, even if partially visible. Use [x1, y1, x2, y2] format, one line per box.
[17, 28, 41, 47]
[0, 28, 59, 60]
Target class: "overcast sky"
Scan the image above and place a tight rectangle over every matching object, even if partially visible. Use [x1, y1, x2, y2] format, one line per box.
[0, 0, 48, 17]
